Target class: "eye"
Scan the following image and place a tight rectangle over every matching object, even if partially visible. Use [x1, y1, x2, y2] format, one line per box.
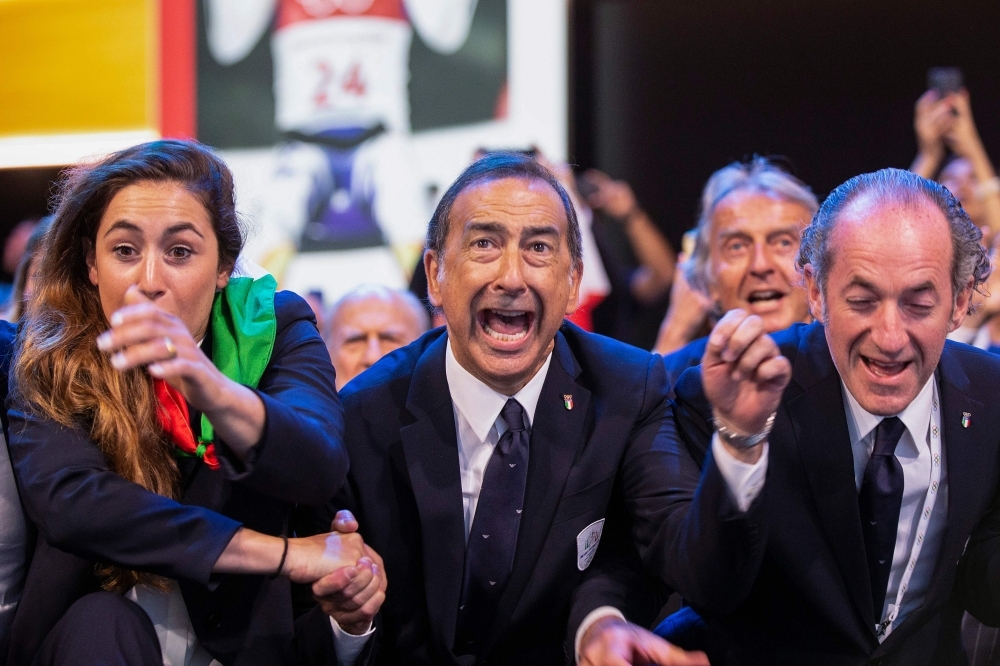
[168, 246, 193, 261]
[473, 238, 494, 250]
[113, 244, 136, 259]
[847, 298, 875, 312]
[529, 242, 551, 253]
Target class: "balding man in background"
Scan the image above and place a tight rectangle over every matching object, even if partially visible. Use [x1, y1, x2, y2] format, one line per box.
[325, 285, 430, 389]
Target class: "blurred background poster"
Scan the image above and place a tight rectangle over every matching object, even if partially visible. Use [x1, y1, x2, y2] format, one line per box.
[192, 0, 568, 301]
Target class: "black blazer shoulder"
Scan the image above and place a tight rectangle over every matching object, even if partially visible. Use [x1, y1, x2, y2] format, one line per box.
[662, 336, 709, 388]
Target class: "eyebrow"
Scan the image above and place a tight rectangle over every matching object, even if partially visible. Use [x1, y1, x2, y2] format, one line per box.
[103, 220, 204, 239]
[464, 222, 561, 239]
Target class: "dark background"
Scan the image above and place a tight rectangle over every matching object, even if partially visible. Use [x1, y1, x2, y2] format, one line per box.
[570, 0, 1000, 249]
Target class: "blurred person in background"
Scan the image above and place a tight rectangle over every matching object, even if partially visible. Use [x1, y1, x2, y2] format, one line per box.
[1, 217, 51, 322]
[911, 86, 1000, 239]
[6, 140, 375, 666]
[911, 86, 1000, 360]
[654, 156, 818, 383]
[325, 284, 430, 390]
[0, 218, 41, 307]
[577, 169, 676, 350]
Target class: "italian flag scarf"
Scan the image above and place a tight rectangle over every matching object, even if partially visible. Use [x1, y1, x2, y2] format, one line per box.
[153, 275, 278, 469]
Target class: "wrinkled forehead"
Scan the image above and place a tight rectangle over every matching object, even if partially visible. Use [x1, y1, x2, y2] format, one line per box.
[710, 189, 812, 235]
[447, 176, 569, 235]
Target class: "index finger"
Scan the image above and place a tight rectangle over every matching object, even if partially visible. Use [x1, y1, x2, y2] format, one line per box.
[703, 309, 751, 365]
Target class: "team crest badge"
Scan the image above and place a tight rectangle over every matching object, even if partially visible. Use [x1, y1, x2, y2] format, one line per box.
[576, 519, 605, 571]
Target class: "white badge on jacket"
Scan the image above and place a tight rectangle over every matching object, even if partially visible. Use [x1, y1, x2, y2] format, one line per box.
[576, 519, 605, 571]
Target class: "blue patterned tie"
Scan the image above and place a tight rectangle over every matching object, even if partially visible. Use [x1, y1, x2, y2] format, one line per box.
[455, 399, 530, 655]
[859, 416, 906, 624]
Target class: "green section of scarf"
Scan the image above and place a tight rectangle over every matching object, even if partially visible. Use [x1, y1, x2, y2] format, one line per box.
[199, 274, 278, 445]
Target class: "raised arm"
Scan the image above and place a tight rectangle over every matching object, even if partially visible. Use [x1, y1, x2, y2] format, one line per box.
[624, 310, 790, 614]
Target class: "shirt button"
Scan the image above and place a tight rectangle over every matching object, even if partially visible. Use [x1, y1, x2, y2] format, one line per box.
[924, 508, 932, 518]
[932, 426, 939, 437]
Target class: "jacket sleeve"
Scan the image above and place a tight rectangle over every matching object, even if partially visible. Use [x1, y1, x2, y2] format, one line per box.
[213, 292, 348, 506]
[6, 396, 240, 586]
[957, 486, 1000, 626]
[618, 360, 769, 616]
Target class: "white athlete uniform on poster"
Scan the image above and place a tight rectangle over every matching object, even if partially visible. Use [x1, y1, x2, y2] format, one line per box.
[206, 0, 478, 300]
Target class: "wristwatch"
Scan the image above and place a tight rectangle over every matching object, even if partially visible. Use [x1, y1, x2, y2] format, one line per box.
[713, 412, 776, 450]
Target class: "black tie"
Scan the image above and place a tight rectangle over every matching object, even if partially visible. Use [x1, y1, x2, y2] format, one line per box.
[859, 416, 906, 623]
[455, 399, 530, 655]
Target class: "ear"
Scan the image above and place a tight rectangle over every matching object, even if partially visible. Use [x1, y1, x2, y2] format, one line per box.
[85, 239, 98, 287]
[217, 261, 233, 291]
[804, 264, 824, 322]
[424, 250, 443, 308]
[948, 281, 974, 332]
[564, 262, 583, 315]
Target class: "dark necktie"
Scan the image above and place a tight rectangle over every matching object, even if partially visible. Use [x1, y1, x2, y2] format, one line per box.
[455, 399, 530, 655]
[859, 416, 906, 624]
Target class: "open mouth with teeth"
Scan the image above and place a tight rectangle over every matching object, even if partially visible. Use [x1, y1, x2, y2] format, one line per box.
[746, 290, 787, 305]
[861, 355, 910, 378]
[478, 308, 535, 345]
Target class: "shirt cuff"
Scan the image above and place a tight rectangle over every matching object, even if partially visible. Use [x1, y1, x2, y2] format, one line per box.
[574, 606, 626, 663]
[711, 433, 769, 512]
[329, 616, 375, 666]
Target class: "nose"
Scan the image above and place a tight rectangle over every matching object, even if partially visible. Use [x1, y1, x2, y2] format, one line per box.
[748, 242, 775, 277]
[363, 333, 382, 368]
[869, 303, 908, 356]
[137, 256, 166, 301]
[494, 246, 527, 295]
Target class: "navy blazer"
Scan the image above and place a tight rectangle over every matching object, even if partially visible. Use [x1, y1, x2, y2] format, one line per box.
[660, 321, 1000, 665]
[305, 323, 672, 665]
[7, 292, 346, 666]
[662, 336, 708, 389]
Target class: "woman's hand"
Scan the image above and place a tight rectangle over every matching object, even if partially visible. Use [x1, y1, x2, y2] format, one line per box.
[97, 284, 266, 458]
[311, 510, 387, 635]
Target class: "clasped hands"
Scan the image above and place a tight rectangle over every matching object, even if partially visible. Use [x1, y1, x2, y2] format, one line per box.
[280, 511, 387, 636]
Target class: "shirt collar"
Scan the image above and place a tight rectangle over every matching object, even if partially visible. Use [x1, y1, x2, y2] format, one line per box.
[841, 374, 936, 448]
[445, 338, 552, 442]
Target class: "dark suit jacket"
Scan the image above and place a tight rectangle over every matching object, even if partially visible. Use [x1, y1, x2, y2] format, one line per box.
[308, 323, 671, 665]
[6, 292, 346, 666]
[657, 321, 1000, 666]
[662, 336, 708, 388]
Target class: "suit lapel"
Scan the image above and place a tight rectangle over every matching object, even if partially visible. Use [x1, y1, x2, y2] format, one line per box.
[878, 347, 987, 651]
[399, 333, 467, 652]
[483, 331, 592, 653]
[785, 324, 876, 639]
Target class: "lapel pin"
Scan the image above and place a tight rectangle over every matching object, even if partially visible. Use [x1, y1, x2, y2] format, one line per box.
[563, 394, 574, 410]
[962, 412, 971, 428]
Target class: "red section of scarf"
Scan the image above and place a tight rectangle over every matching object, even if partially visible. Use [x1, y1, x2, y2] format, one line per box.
[153, 379, 219, 470]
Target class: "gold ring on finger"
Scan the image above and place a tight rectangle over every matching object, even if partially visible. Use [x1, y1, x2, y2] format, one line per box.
[164, 337, 177, 360]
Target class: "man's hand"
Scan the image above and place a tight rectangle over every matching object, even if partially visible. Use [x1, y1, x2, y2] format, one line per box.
[914, 89, 954, 162]
[945, 90, 989, 163]
[654, 255, 714, 355]
[578, 616, 709, 666]
[313, 510, 387, 635]
[701, 310, 791, 462]
[581, 169, 640, 220]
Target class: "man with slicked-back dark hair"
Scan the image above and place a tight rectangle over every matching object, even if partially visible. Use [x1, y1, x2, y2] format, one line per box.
[299, 153, 708, 666]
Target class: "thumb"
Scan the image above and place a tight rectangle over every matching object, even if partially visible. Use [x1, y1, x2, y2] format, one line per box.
[332, 509, 359, 534]
[123, 284, 152, 305]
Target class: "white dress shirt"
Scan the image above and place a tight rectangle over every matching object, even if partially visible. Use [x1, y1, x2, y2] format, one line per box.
[333, 341, 553, 664]
[714, 375, 945, 640]
[0, 433, 27, 653]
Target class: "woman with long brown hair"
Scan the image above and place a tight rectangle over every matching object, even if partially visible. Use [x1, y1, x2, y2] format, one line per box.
[6, 140, 374, 666]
